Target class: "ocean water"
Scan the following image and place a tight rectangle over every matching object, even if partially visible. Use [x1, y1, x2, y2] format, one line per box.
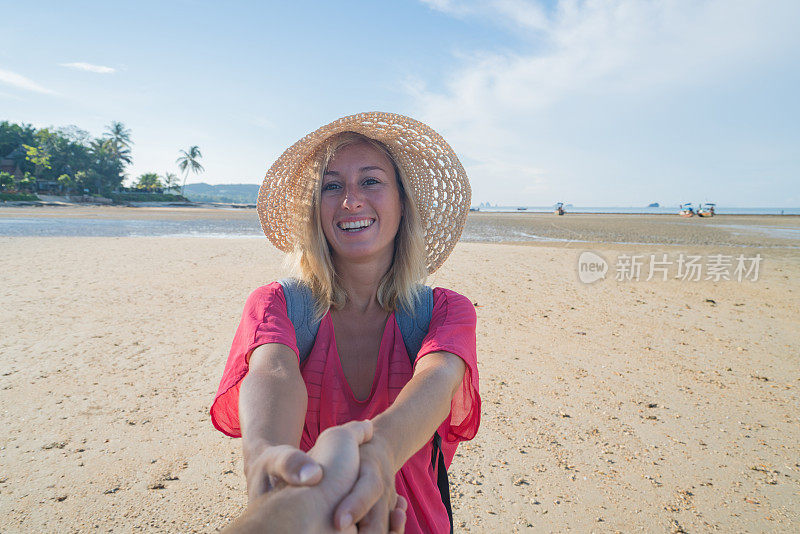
[0, 217, 263, 238]
[478, 206, 800, 215]
[1, 212, 798, 246]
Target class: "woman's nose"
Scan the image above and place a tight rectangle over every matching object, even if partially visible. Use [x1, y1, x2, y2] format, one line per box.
[341, 185, 363, 210]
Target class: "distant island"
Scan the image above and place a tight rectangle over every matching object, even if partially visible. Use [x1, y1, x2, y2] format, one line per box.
[648, 202, 660, 207]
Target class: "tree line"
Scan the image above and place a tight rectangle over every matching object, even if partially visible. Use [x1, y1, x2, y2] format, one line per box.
[0, 120, 204, 198]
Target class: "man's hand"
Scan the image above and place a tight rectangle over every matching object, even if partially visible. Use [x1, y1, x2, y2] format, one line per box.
[244, 443, 323, 502]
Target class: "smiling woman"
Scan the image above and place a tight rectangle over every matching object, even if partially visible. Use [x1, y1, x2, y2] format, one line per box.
[211, 112, 479, 534]
[320, 140, 403, 265]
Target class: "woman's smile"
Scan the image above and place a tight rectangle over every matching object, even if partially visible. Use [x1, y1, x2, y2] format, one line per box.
[337, 217, 376, 232]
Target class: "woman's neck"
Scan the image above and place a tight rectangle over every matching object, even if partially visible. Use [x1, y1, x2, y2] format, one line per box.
[333, 254, 392, 314]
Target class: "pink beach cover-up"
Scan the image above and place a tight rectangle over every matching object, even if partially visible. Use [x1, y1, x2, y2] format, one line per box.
[211, 282, 481, 533]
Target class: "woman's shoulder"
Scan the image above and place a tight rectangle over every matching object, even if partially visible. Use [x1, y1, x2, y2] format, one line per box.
[431, 286, 472, 306]
[430, 286, 476, 322]
[241, 281, 288, 316]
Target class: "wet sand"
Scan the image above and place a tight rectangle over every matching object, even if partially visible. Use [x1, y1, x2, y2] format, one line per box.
[3, 205, 800, 248]
[1, 207, 798, 532]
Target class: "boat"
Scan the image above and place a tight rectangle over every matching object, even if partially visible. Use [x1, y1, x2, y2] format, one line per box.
[679, 203, 695, 217]
[469, 206, 480, 212]
[698, 202, 716, 217]
[517, 206, 528, 211]
[554, 202, 565, 215]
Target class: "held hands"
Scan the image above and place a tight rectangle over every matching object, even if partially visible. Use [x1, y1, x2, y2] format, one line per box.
[243, 421, 406, 533]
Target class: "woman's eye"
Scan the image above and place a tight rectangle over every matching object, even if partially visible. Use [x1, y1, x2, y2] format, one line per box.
[364, 178, 380, 185]
[322, 182, 341, 191]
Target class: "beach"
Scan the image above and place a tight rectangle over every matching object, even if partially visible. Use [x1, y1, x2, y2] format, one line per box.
[1, 206, 798, 532]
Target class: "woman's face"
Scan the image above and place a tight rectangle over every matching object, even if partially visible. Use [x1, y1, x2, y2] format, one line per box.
[319, 142, 403, 268]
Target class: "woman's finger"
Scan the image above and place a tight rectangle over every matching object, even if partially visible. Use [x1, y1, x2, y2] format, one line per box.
[389, 495, 407, 534]
[334, 467, 384, 530]
[354, 500, 390, 534]
[339, 419, 374, 445]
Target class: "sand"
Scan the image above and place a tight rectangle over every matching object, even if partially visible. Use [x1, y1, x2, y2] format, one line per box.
[1, 207, 799, 532]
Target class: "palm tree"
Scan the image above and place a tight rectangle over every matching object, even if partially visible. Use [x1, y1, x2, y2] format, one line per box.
[89, 138, 124, 194]
[163, 171, 179, 194]
[103, 121, 133, 165]
[176, 145, 204, 196]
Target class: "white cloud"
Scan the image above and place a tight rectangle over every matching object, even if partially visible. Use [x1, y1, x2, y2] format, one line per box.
[60, 62, 116, 74]
[0, 68, 56, 95]
[411, 0, 800, 204]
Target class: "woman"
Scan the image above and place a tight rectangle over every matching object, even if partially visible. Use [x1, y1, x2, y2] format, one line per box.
[211, 112, 480, 533]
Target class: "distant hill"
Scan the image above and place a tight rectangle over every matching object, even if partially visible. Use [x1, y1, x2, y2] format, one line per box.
[183, 183, 259, 204]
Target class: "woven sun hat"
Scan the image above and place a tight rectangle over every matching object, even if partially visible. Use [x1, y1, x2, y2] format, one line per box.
[257, 111, 471, 274]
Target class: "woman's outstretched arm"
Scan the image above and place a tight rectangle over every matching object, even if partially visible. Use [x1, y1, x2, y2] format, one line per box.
[239, 343, 321, 502]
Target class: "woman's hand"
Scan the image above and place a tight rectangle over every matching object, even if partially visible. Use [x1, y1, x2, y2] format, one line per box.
[311, 421, 406, 533]
[243, 442, 323, 503]
[333, 433, 399, 533]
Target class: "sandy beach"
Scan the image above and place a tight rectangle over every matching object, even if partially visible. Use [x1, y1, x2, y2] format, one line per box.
[1, 206, 798, 532]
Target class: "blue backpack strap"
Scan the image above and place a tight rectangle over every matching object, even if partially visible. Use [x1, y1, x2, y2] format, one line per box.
[395, 284, 434, 364]
[278, 278, 321, 365]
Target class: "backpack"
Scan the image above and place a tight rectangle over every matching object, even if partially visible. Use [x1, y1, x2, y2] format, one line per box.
[278, 278, 453, 532]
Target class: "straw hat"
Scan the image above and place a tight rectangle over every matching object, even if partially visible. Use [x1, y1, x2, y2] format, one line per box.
[257, 111, 471, 273]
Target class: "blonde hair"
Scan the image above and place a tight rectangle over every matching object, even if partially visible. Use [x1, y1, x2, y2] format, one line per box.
[287, 132, 427, 319]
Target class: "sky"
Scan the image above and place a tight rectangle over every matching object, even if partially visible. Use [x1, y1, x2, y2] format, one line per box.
[2, 0, 799, 207]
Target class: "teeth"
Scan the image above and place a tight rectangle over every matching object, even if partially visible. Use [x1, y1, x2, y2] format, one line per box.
[339, 219, 373, 230]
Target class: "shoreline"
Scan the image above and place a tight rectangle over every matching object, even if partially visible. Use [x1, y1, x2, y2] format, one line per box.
[2, 200, 799, 216]
[2, 206, 800, 251]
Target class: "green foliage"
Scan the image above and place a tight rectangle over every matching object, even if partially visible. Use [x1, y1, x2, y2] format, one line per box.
[0, 121, 36, 159]
[176, 145, 204, 195]
[109, 192, 187, 202]
[22, 144, 52, 170]
[18, 172, 37, 192]
[0, 171, 13, 190]
[57, 173, 75, 193]
[0, 192, 39, 201]
[0, 120, 133, 196]
[134, 172, 163, 190]
[163, 172, 179, 192]
[103, 121, 133, 165]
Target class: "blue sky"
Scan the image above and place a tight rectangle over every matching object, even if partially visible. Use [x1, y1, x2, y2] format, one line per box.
[2, 0, 798, 207]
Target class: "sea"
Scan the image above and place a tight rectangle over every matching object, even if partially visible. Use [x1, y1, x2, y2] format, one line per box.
[0, 206, 798, 244]
[477, 206, 800, 215]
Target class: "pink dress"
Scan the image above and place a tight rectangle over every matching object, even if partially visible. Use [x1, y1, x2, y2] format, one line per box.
[211, 282, 481, 533]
